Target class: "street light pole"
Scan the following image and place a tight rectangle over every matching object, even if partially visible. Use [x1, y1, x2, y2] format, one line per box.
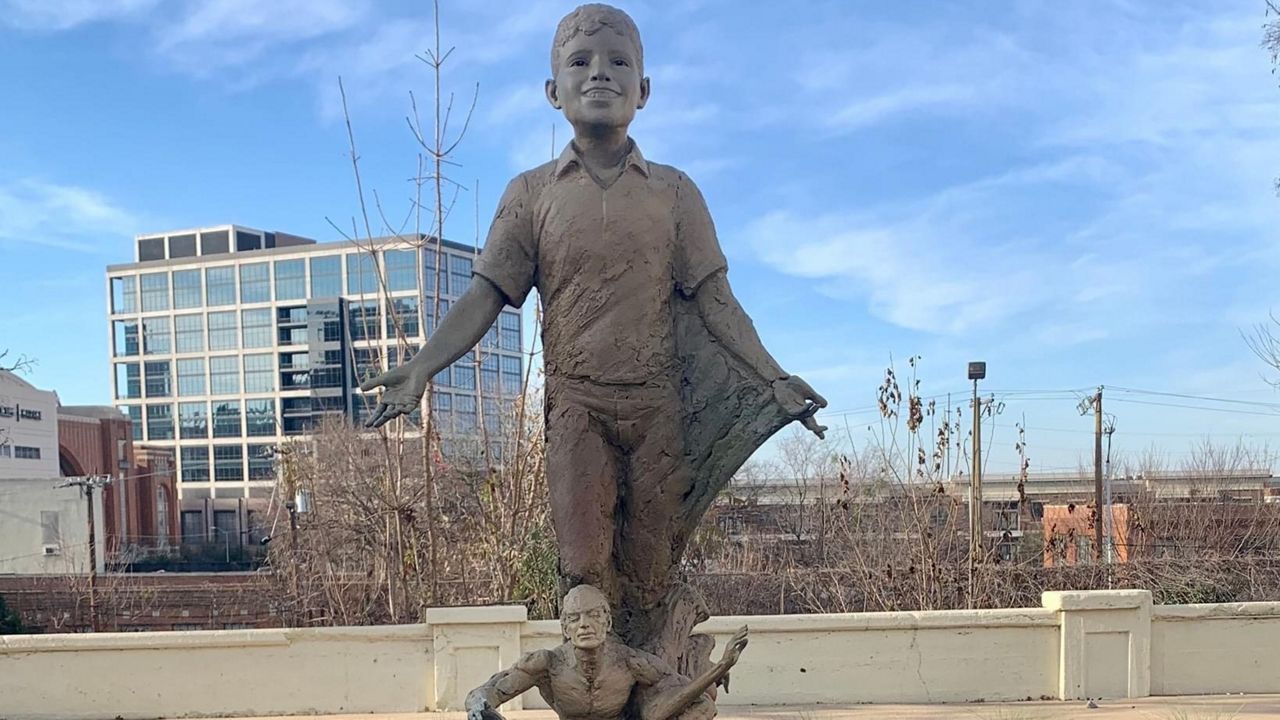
[967, 361, 987, 608]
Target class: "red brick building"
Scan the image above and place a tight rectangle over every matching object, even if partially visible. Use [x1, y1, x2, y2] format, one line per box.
[57, 406, 178, 558]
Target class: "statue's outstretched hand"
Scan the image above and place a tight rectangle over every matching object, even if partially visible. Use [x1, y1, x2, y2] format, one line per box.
[719, 625, 749, 669]
[359, 364, 428, 428]
[467, 699, 505, 720]
[773, 375, 828, 439]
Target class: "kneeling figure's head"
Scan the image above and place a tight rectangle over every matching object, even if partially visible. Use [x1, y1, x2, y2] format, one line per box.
[561, 584, 611, 650]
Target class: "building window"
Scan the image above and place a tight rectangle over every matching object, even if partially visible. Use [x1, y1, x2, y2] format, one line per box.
[274, 259, 305, 301]
[387, 344, 418, 369]
[213, 401, 242, 438]
[174, 314, 204, 353]
[144, 361, 172, 398]
[310, 255, 341, 297]
[245, 399, 276, 437]
[387, 297, 419, 338]
[243, 354, 274, 393]
[239, 262, 270, 303]
[120, 405, 143, 441]
[14, 446, 42, 460]
[451, 354, 476, 391]
[424, 299, 450, 337]
[146, 404, 174, 440]
[112, 320, 140, 357]
[385, 249, 417, 291]
[247, 444, 275, 480]
[423, 247, 441, 292]
[208, 311, 237, 351]
[501, 355, 522, 395]
[169, 234, 197, 259]
[432, 392, 452, 430]
[449, 255, 472, 296]
[499, 312, 521, 352]
[481, 353, 499, 394]
[201, 229, 230, 255]
[236, 230, 262, 251]
[40, 510, 61, 547]
[142, 317, 171, 355]
[205, 266, 236, 306]
[116, 363, 142, 400]
[173, 269, 202, 309]
[483, 398, 501, 433]
[241, 308, 272, 349]
[111, 276, 137, 314]
[209, 356, 240, 395]
[213, 446, 244, 482]
[179, 402, 208, 439]
[351, 347, 382, 386]
[455, 394, 477, 431]
[140, 272, 170, 312]
[176, 358, 206, 396]
[346, 252, 379, 295]
[138, 237, 165, 261]
[180, 510, 205, 544]
[181, 447, 209, 482]
[348, 301, 381, 342]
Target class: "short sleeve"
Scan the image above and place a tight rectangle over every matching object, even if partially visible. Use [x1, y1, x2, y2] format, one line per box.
[674, 171, 728, 298]
[474, 175, 537, 307]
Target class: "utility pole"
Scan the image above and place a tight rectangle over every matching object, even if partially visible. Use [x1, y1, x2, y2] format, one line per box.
[1103, 416, 1116, 564]
[1078, 387, 1105, 563]
[967, 361, 987, 608]
[60, 475, 111, 632]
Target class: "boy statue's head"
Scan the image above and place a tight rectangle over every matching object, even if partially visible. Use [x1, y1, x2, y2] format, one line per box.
[546, 4, 649, 134]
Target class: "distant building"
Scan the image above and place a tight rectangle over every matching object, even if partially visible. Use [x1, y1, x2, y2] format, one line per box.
[0, 370, 60, 480]
[0, 371, 178, 575]
[104, 225, 526, 546]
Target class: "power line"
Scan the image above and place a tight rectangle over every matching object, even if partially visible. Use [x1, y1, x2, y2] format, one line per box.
[1109, 398, 1280, 417]
[1110, 386, 1280, 410]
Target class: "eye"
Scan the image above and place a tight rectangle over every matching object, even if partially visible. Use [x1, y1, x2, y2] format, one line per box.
[570, 58, 588, 67]
[612, 58, 629, 67]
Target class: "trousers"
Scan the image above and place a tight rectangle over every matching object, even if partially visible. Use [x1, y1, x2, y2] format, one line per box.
[544, 373, 693, 614]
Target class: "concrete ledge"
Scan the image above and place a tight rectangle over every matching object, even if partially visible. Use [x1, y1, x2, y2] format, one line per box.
[0, 628, 291, 653]
[1043, 589, 1152, 611]
[1154, 601, 1280, 620]
[701, 608, 1060, 633]
[424, 605, 528, 625]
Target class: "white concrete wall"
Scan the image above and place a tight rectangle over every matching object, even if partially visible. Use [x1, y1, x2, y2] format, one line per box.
[1151, 602, 1280, 695]
[3, 591, 1280, 719]
[0, 625, 432, 720]
[0, 477, 103, 575]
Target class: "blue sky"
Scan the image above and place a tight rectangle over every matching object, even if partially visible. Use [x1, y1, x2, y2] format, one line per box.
[2, 0, 1280, 476]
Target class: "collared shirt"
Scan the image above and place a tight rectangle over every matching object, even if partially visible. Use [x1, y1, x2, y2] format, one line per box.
[475, 139, 727, 384]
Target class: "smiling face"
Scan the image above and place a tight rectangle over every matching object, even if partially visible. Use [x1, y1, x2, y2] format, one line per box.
[560, 585, 611, 650]
[546, 21, 649, 134]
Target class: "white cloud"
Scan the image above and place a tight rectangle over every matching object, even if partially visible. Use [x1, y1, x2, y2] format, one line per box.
[826, 84, 976, 133]
[0, 0, 157, 30]
[0, 179, 141, 254]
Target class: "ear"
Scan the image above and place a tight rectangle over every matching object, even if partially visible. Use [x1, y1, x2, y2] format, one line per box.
[637, 76, 650, 110]
[545, 78, 562, 109]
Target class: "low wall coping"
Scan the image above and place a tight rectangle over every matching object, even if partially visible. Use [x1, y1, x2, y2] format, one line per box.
[1042, 589, 1152, 611]
[424, 605, 528, 625]
[1154, 601, 1280, 621]
[0, 624, 430, 654]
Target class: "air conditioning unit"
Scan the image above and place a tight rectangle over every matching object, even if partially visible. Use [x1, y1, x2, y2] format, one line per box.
[42, 545, 61, 556]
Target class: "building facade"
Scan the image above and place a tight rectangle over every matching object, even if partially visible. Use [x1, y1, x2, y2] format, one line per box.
[0, 370, 60, 480]
[104, 225, 525, 540]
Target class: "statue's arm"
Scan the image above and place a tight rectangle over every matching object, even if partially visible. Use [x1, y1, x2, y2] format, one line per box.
[465, 649, 551, 720]
[694, 273, 828, 438]
[694, 271, 785, 383]
[359, 277, 505, 427]
[362, 175, 535, 429]
[632, 627, 749, 720]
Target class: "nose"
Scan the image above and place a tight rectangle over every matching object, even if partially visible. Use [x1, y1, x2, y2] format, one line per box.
[589, 56, 611, 82]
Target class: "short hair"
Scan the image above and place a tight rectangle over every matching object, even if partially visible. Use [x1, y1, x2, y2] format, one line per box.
[550, 4, 644, 76]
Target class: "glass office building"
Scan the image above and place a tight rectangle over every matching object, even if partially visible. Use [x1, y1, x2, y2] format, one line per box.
[106, 225, 526, 528]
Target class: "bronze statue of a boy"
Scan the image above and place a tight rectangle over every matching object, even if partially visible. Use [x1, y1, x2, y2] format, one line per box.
[362, 2, 824, 663]
[466, 585, 748, 720]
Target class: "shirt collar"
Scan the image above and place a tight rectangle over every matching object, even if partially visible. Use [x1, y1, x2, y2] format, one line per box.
[554, 139, 650, 179]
